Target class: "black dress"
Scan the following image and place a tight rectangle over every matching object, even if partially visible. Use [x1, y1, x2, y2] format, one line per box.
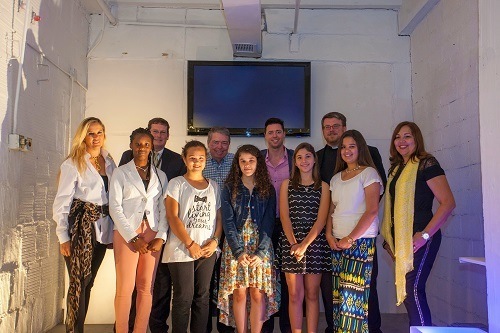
[280, 183, 331, 274]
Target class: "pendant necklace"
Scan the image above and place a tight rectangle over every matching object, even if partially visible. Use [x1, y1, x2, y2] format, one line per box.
[91, 155, 102, 171]
[345, 164, 361, 174]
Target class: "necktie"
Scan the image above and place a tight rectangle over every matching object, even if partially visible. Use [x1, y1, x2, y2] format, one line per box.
[153, 152, 160, 167]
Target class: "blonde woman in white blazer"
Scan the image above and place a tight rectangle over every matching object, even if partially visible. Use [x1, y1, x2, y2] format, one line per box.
[109, 128, 168, 333]
[53, 117, 116, 333]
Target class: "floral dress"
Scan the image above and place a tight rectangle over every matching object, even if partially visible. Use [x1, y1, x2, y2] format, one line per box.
[217, 210, 279, 327]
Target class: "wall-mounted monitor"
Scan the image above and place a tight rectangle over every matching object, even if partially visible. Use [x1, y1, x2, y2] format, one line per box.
[187, 61, 311, 137]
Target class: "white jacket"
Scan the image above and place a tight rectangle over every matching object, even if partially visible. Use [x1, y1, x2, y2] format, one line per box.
[109, 160, 168, 242]
[53, 149, 116, 244]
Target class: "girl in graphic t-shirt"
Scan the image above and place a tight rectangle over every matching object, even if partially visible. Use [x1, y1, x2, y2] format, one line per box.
[162, 140, 223, 333]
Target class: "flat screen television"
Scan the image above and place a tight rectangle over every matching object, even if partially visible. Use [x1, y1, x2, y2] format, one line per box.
[187, 61, 311, 137]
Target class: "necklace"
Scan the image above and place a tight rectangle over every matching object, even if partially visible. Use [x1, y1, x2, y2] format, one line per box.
[136, 165, 148, 173]
[345, 165, 361, 174]
[91, 155, 102, 171]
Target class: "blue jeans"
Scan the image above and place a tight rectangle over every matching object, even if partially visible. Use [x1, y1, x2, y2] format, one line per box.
[404, 230, 442, 326]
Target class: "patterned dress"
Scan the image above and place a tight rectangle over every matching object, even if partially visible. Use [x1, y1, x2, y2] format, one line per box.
[280, 183, 331, 274]
[217, 212, 279, 327]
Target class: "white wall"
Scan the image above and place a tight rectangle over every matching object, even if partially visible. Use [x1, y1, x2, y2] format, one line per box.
[409, 0, 487, 327]
[479, 0, 500, 331]
[86, 6, 412, 320]
[0, 0, 89, 331]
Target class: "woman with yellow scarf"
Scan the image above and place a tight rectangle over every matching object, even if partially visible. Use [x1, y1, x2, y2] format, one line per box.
[381, 121, 455, 327]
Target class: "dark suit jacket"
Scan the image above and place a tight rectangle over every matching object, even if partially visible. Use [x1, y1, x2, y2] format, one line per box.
[260, 148, 295, 173]
[317, 144, 387, 192]
[119, 147, 186, 181]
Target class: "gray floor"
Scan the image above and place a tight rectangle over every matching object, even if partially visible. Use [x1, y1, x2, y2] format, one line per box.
[46, 313, 409, 333]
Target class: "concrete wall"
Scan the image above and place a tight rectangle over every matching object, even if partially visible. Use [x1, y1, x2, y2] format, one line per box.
[0, 0, 89, 331]
[409, 0, 487, 326]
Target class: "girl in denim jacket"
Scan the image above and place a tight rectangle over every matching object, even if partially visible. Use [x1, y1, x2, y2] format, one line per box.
[217, 144, 279, 333]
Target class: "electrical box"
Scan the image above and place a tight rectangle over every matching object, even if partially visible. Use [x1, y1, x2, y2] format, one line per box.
[9, 133, 33, 152]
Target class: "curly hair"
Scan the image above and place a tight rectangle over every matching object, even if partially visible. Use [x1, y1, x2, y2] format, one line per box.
[334, 129, 377, 174]
[290, 142, 322, 190]
[130, 127, 154, 144]
[225, 144, 272, 202]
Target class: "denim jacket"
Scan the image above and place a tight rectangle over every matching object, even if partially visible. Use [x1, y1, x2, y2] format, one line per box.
[221, 182, 276, 260]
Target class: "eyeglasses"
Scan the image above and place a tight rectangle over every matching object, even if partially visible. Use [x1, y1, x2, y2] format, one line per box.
[323, 124, 343, 130]
[150, 129, 168, 136]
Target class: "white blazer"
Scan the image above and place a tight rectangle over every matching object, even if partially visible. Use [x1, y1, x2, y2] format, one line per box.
[109, 160, 168, 242]
[53, 149, 116, 244]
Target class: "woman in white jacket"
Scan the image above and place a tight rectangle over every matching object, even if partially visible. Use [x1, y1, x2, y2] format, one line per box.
[53, 117, 116, 333]
[109, 128, 168, 333]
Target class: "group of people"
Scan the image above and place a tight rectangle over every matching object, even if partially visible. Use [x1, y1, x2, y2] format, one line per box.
[53, 113, 455, 333]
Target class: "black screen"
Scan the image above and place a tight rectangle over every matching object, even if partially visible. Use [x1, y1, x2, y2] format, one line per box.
[188, 61, 310, 137]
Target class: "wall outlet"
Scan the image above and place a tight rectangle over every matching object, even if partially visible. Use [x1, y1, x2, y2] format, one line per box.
[8, 133, 32, 152]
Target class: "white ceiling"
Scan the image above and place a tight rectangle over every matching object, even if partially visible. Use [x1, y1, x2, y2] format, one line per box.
[82, 0, 402, 14]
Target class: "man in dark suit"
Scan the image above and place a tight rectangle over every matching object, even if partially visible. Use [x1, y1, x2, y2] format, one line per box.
[317, 112, 387, 333]
[119, 117, 186, 333]
[260, 118, 293, 333]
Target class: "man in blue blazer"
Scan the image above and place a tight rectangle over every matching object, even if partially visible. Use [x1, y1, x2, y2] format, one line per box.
[119, 117, 186, 333]
[317, 112, 387, 333]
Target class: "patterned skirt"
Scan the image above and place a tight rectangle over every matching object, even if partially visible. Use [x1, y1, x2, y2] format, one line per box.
[332, 237, 375, 333]
[217, 217, 280, 327]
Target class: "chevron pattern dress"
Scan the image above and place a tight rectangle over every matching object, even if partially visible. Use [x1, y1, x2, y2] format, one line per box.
[280, 183, 331, 274]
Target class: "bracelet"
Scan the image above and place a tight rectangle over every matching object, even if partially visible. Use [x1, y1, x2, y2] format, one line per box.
[129, 235, 140, 244]
[211, 236, 220, 245]
[346, 236, 354, 244]
[186, 240, 195, 249]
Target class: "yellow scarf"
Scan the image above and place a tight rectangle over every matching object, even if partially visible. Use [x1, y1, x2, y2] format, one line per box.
[381, 159, 419, 305]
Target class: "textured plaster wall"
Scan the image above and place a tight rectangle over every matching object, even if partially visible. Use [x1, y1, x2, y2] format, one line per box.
[0, 0, 89, 331]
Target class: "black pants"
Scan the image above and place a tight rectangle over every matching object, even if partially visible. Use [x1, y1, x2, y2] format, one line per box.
[261, 219, 291, 333]
[321, 242, 382, 333]
[64, 242, 107, 333]
[168, 254, 217, 333]
[404, 230, 441, 326]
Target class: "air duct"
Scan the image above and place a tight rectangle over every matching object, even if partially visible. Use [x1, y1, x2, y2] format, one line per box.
[221, 0, 262, 58]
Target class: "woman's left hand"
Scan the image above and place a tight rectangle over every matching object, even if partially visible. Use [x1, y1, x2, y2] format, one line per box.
[291, 242, 307, 258]
[412, 232, 428, 253]
[201, 238, 218, 258]
[147, 238, 164, 253]
[337, 237, 353, 250]
[248, 254, 262, 268]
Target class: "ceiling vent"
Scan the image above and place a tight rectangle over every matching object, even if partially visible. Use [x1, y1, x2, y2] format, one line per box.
[221, 0, 262, 58]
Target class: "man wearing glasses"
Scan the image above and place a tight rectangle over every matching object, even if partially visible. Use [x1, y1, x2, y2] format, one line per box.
[317, 112, 386, 333]
[119, 117, 186, 333]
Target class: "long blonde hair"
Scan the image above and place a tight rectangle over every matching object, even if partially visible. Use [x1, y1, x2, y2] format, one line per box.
[67, 117, 106, 174]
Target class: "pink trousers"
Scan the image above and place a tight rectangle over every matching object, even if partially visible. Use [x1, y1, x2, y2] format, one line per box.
[113, 220, 160, 333]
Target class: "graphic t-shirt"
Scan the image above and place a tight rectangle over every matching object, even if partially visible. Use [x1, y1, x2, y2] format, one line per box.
[162, 176, 220, 263]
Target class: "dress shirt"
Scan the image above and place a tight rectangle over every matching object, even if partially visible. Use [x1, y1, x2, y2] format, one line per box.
[264, 147, 290, 218]
[203, 152, 235, 191]
[53, 149, 116, 244]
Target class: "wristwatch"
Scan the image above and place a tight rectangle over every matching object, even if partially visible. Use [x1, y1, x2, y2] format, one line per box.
[421, 231, 430, 241]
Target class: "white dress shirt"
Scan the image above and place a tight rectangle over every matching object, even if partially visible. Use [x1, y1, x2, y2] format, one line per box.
[53, 149, 116, 244]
